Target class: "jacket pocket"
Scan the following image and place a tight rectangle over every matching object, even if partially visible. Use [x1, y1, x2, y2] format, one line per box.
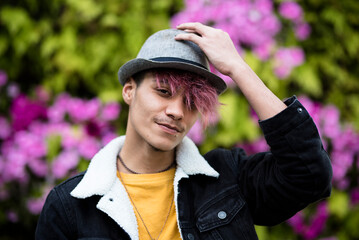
[196, 186, 245, 232]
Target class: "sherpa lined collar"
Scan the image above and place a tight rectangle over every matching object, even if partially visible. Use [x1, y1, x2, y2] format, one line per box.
[71, 135, 219, 198]
[70, 136, 219, 240]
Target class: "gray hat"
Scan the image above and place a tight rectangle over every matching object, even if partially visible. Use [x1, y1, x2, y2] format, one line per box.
[117, 29, 227, 94]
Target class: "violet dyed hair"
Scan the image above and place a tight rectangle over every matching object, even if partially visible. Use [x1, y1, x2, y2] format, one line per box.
[152, 69, 220, 128]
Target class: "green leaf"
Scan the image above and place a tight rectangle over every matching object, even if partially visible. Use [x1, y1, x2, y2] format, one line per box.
[328, 189, 349, 219]
[0, 36, 8, 56]
[244, 51, 261, 73]
[215, 91, 260, 147]
[46, 134, 62, 162]
[292, 62, 322, 97]
[66, 0, 103, 22]
[77, 159, 90, 172]
[0, 7, 31, 35]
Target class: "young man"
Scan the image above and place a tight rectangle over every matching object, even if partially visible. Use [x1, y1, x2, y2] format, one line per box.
[36, 22, 332, 240]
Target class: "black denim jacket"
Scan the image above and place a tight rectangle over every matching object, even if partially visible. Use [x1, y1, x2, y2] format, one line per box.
[36, 96, 332, 240]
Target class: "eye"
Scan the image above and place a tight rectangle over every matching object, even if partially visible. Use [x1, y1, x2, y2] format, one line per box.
[156, 88, 171, 96]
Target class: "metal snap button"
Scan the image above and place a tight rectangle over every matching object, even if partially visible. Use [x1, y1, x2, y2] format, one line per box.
[218, 211, 227, 219]
[297, 107, 303, 113]
[187, 233, 195, 240]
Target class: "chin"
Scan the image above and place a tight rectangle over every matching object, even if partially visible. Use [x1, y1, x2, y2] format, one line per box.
[147, 136, 182, 152]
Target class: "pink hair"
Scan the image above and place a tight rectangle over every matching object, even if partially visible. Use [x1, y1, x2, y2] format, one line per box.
[154, 69, 220, 128]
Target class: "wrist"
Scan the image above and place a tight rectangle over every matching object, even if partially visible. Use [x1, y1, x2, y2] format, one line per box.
[228, 61, 252, 84]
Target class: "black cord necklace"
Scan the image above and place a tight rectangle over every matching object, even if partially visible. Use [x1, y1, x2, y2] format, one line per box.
[117, 154, 176, 174]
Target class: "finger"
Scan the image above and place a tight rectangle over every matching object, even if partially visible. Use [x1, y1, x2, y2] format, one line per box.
[174, 32, 202, 45]
[176, 22, 210, 36]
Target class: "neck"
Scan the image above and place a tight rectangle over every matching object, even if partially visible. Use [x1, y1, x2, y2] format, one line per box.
[118, 137, 176, 174]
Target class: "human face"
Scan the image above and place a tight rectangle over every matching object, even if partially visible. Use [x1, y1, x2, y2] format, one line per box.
[123, 72, 199, 152]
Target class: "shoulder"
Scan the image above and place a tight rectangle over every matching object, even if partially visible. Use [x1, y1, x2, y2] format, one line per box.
[46, 172, 86, 203]
[203, 147, 248, 175]
[54, 172, 85, 193]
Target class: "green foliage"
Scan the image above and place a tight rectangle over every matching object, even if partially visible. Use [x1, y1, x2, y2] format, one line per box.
[297, 0, 359, 128]
[1, 0, 359, 239]
[328, 190, 349, 219]
[0, 0, 183, 100]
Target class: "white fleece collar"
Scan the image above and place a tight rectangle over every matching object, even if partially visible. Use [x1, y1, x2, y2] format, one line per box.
[71, 135, 219, 240]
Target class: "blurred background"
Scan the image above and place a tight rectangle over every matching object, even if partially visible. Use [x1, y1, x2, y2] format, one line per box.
[0, 0, 358, 239]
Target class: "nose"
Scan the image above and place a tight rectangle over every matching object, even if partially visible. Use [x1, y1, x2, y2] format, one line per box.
[165, 95, 185, 120]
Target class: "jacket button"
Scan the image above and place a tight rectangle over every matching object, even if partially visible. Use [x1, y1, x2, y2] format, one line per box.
[187, 233, 195, 240]
[218, 211, 227, 219]
[297, 107, 303, 113]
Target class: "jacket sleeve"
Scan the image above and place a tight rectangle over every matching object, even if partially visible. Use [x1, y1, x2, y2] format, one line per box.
[35, 188, 75, 240]
[235, 96, 332, 226]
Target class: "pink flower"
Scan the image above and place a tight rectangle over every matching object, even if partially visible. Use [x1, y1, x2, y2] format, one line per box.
[279, 1, 303, 22]
[0, 116, 11, 139]
[28, 158, 48, 177]
[260, 15, 281, 36]
[6, 83, 20, 98]
[61, 129, 82, 150]
[187, 120, 204, 144]
[253, 40, 274, 60]
[350, 188, 359, 206]
[10, 95, 47, 131]
[7, 211, 19, 223]
[27, 198, 46, 215]
[85, 99, 101, 119]
[298, 96, 321, 125]
[52, 150, 80, 179]
[27, 188, 50, 214]
[288, 201, 329, 240]
[304, 202, 329, 240]
[14, 131, 47, 158]
[85, 120, 103, 137]
[239, 137, 269, 155]
[274, 47, 305, 78]
[35, 86, 51, 102]
[331, 150, 353, 187]
[61, 130, 84, 150]
[66, 98, 87, 122]
[67, 98, 101, 122]
[295, 22, 311, 40]
[48, 93, 71, 122]
[102, 132, 118, 145]
[287, 211, 305, 233]
[321, 105, 340, 138]
[101, 102, 121, 121]
[0, 70, 7, 87]
[78, 137, 101, 159]
[3, 149, 28, 183]
[254, 0, 273, 16]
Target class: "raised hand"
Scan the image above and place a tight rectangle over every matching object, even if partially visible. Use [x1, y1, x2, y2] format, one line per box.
[175, 22, 244, 78]
[176, 22, 286, 120]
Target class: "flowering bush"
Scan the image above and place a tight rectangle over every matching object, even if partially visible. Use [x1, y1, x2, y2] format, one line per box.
[236, 96, 359, 239]
[0, 71, 120, 227]
[172, 0, 309, 80]
[0, 0, 358, 238]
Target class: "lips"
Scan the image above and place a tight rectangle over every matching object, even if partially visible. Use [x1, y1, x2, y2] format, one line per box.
[156, 121, 184, 135]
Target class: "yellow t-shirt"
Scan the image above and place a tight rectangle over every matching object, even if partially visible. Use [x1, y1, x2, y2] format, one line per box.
[117, 168, 181, 240]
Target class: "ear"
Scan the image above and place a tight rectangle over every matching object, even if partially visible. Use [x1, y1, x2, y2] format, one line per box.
[122, 78, 136, 105]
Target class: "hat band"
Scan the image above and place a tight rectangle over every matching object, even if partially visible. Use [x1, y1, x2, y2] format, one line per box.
[150, 57, 208, 70]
